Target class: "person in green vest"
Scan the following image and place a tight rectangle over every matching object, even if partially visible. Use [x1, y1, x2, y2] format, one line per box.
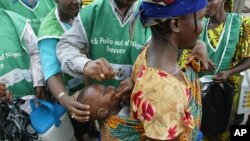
[38, 0, 96, 140]
[57, 0, 152, 87]
[180, 0, 250, 141]
[0, 8, 45, 100]
[0, 0, 56, 35]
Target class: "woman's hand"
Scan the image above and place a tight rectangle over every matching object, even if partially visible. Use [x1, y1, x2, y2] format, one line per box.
[60, 91, 90, 122]
[83, 58, 115, 81]
[115, 77, 134, 103]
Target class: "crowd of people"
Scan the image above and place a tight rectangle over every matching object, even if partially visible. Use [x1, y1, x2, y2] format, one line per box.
[0, 0, 250, 141]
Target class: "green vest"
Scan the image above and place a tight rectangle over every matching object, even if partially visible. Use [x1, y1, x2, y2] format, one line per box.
[80, 0, 151, 86]
[38, 8, 64, 40]
[0, 9, 34, 98]
[0, 0, 55, 35]
[199, 13, 241, 77]
[38, 8, 83, 95]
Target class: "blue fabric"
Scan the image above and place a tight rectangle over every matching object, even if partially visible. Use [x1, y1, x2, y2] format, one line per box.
[38, 22, 71, 80]
[38, 39, 61, 80]
[140, 0, 207, 26]
[197, 130, 203, 141]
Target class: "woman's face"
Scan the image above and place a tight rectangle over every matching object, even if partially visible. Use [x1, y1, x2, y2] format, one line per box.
[178, 8, 206, 49]
[57, 0, 81, 18]
[205, 0, 224, 18]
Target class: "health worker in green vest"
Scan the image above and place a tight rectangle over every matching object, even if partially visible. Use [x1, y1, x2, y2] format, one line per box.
[56, 0, 151, 88]
[0, 0, 56, 35]
[38, 0, 94, 140]
[0, 8, 45, 99]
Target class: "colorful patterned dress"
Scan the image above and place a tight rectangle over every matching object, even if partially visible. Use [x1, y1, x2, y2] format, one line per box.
[130, 47, 202, 141]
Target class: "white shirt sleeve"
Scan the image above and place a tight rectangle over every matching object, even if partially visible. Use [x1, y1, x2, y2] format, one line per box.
[23, 23, 45, 87]
[56, 18, 91, 78]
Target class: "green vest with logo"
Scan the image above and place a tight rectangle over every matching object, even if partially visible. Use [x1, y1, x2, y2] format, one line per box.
[38, 8, 83, 95]
[199, 13, 241, 77]
[0, 0, 55, 35]
[80, 0, 151, 86]
[0, 9, 34, 98]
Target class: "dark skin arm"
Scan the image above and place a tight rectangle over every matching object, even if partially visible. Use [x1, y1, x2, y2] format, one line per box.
[213, 57, 250, 83]
[47, 73, 90, 122]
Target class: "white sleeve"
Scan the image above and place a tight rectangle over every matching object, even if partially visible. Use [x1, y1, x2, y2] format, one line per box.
[56, 18, 91, 78]
[23, 23, 45, 87]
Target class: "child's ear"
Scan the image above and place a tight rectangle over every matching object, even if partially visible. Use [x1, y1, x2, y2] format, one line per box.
[170, 17, 180, 33]
[96, 108, 109, 118]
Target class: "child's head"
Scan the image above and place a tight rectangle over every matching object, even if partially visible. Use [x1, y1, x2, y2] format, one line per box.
[77, 84, 122, 121]
[55, 0, 82, 18]
[140, 0, 207, 49]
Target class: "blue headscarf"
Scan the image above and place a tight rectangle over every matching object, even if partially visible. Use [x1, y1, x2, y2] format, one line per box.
[140, 0, 208, 27]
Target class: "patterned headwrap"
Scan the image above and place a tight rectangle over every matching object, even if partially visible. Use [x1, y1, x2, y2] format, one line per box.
[140, 0, 208, 27]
